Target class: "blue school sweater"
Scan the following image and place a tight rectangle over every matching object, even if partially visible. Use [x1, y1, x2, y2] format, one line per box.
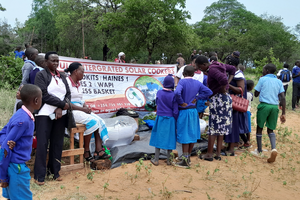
[156, 89, 178, 119]
[0, 108, 34, 183]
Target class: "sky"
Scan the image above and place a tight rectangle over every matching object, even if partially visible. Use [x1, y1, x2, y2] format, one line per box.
[0, 0, 299, 28]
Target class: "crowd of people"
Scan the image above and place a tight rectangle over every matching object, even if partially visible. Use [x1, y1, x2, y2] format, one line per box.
[0, 46, 294, 199]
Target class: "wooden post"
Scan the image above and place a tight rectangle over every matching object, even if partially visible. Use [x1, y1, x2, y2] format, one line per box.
[70, 131, 75, 165]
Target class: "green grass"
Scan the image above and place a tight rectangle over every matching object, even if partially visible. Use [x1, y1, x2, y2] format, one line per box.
[0, 88, 17, 128]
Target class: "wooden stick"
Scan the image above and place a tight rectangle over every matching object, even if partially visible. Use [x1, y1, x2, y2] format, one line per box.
[30, 26, 35, 46]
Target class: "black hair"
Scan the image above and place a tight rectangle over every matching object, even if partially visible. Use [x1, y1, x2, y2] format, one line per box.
[195, 55, 209, 65]
[191, 55, 199, 61]
[264, 63, 276, 74]
[20, 84, 41, 104]
[25, 47, 38, 58]
[45, 51, 58, 60]
[34, 55, 45, 67]
[238, 64, 245, 71]
[283, 63, 289, 69]
[246, 80, 254, 91]
[177, 53, 182, 57]
[226, 51, 240, 66]
[183, 65, 195, 77]
[65, 62, 82, 74]
[295, 61, 300, 66]
[16, 46, 21, 50]
[208, 51, 217, 58]
[25, 44, 29, 48]
[210, 56, 218, 62]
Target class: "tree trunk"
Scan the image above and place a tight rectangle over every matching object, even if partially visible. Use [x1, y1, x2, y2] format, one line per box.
[146, 48, 152, 64]
[103, 44, 109, 61]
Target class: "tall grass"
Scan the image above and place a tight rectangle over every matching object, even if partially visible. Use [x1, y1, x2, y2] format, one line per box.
[0, 88, 17, 128]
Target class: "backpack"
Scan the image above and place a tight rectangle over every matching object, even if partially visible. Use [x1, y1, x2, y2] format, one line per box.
[280, 70, 290, 82]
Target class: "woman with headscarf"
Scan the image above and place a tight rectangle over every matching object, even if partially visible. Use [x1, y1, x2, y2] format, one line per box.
[64, 62, 110, 162]
[114, 52, 126, 63]
[34, 52, 70, 185]
[225, 51, 249, 156]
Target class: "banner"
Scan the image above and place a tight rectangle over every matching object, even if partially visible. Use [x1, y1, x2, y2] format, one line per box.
[57, 56, 177, 117]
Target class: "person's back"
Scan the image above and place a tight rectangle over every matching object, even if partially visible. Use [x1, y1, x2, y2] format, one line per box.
[156, 90, 177, 118]
[22, 48, 39, 84]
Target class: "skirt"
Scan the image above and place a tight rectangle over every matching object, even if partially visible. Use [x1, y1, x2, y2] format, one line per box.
[207, 93, 232, 136]
[176, 108, 200, 144]
[73, 110, 109, 144]
[149, 116, 176, 150]
[196, 99, 208, 113]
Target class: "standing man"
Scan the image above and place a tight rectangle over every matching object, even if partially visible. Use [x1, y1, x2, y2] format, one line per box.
[292, 61, 300, 111]
[176, 53, 185, 70]
[190, 50, 196, 61]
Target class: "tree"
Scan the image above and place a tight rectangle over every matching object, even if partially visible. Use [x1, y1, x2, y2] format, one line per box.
[0, 3, 5, 11]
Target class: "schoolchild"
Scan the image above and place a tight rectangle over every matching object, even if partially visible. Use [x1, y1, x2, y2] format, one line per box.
[0, 84, 42, 200]
[174, 66, 212, 167]
[149, 74, 178, 166]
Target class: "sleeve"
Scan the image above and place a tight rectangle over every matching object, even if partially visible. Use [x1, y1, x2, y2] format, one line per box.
[224, 64, 236, 76]
[174, 81, 184, 105]
[209, 67, 228, 86]
[277, 70, 282, 77]
[172, 96, 179, 120]
[279, 82, 285, 94]
[0, 125, 8, 145]
[203, 75, 208, 87]
[197, 83, 213, 100]
[176, 66, 184, 78]
[61, 74, 71, 103]
[21, 63, 33, 84]
[34, 71, 66, 109]
[254, 79, 263, 92]
[0, 121, 27, 183]
[292, 67, 297, 75]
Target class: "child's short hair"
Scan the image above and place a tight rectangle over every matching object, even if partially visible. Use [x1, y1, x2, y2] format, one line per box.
[246, 80, 254, 91]
[283, 63, 289, 69]
[20, 84, 41, 104]
[264, 63, 276, 74]
[195, 55, 209, 65]
[34, 55, 45, 67]
[183, 65, 195, 77]
[210, 56, 218, 62]
[238, 64, 245, 71]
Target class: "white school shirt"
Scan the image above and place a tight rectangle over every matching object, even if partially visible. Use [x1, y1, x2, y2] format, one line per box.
[247, 92, 253, 112]
[37, 75, 67, 116]
[66, 77, 84, 106]
[176, 65, 204, 83]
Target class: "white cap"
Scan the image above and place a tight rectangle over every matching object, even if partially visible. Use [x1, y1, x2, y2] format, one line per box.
[118, 52, 125, 57]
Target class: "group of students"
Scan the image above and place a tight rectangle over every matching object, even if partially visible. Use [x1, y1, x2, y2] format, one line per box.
[0, 50, 111, 200]
[150, 51, 286, 168]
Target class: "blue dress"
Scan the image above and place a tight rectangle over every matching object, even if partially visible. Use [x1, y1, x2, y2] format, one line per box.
[225, 70, 249, 143]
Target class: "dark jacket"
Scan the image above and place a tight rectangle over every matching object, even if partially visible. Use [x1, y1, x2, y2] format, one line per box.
[34, 68, 71, 109]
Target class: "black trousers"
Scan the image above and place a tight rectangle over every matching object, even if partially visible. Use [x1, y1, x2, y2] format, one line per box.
[34, 115, 67, 182]
[292, 82, 300, 109]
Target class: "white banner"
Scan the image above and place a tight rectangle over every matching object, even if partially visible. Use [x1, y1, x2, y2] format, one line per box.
[56, 56, 177, 117]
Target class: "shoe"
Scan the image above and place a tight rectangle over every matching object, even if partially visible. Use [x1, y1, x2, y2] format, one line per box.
[55, 176, 63, 181]
[292, 108, 296, 111]
[214, 156, 221, 161]
[251, 149, 265, 157]
[176, 155, 191, 164]
[174, 158, 190, 168]
[150, 158, 159, 166]
[221, 150, 235, 156]
[267, 149, 278, 163]
[94, 150, 111, 160]
[34, 180, 45, 186]
[199, 155, 213, 161]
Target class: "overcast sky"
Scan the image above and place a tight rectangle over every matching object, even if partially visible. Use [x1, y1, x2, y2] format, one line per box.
[0, 0, 299, 28]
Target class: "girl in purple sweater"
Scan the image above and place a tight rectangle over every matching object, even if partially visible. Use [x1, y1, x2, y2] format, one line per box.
[149, 74, 178, 166]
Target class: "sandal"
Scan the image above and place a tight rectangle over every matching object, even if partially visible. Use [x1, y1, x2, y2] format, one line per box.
[84, 151, 94, 162]
[199, 155, 213, 162]
[151, 158, 159, 166]
[34, 180, 45, 186]
[214, 156, 221, 161]
[94, 150, 111, 160]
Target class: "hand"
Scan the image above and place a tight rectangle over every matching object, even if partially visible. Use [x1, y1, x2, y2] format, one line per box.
[7, 140, 16, 150]
[192, 99, 197, 104]
[0, 182, 8, 188]
[63, 103, 69, 110]
[280, 115, 286, 124]
[54, 108, 63, 119]
[205, 101, 210, 106]
[82, 107, 91, 114]
[180, 103, 188, 107]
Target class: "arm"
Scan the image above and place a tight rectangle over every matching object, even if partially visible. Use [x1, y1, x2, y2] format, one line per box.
[254, 90, 260, 97]
[61, 74, 71, 104]
[174, 82, 184, 105]
[174, 76, 180, 87]
[292, 68, 300, 78]
[279, 92, 286, 116]
[34, 71, 68, 109]
[71, 103, 91, 114]
[172, 97, 179, 120]
[197, 83, 213, 100]
[21, 63, 33, 84]
[225, 64, 236, 76]
[229, 79, 244, 95]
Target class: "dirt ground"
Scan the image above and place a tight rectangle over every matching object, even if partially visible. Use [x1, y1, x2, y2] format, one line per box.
[1, 110, 300, 200]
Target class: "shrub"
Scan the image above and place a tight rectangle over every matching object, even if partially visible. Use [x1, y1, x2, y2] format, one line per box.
[0, 52, 24, 89]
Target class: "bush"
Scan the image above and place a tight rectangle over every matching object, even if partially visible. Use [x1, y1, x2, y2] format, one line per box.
[0, 52, 24, 89]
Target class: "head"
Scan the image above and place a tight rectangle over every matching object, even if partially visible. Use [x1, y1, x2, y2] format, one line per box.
[191, 55, 199, 69]
[195, 55, 210, 72]
[226, 51, 240, 67]
[246, 80, 254, 91]
[183, 65, 195, 77]
[238, 64, 245, 72]
[130, 59, 137, 63]
[20, 84, 42, 110]
[25, 44, 29, 49]
[16, 46, 22, 52]
[295, 60, 300, 67]
[210, 56, 218, 62]
[177, 53, 182, 57]
[25, 47, 39, 61]
[155, 60, 161, 64]
[118, 52, 125, 60]
[163, 74, 174, 89]
[209, 51, 217, 58]
[263, 63, 276, 76]
[198, 50, 202, 55]
[65, 62, 84, 81]
[204, 52, 208, 57]
[193, 49, 197, 54]
[34, 55, 46, 68]
[283, 63, 289, 69]
[45, 51, 59, 72]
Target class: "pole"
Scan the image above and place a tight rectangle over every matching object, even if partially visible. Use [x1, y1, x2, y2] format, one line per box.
[82, 7, 85, 58]
[30, 26, 35, 46]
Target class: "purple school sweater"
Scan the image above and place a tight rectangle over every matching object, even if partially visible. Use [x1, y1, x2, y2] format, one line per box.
[175, 78, 213, 110]
[156, 89, 178, 119]
[207, 61, 236, 96]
